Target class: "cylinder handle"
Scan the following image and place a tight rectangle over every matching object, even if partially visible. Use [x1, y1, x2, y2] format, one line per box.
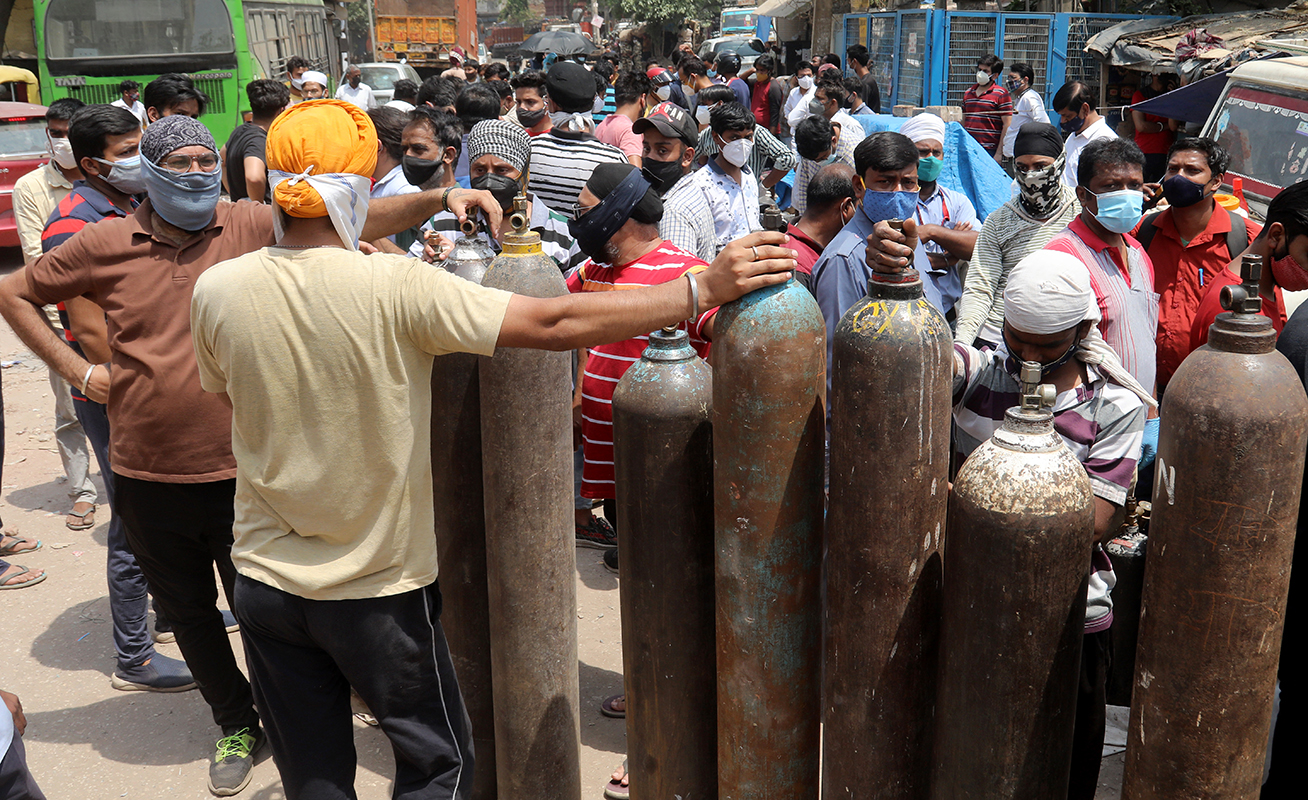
[1220, 253, 1263, 315]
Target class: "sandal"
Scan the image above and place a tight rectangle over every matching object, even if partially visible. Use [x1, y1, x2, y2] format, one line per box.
[603, 758, 629, 800]
[600, 694, 626, 719]
[0, 534, 42, 557]
[0, 562, 48, 590]
[67, 502, 96, 531]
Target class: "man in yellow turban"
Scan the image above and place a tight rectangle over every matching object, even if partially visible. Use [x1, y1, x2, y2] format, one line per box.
[189, 99, 800, 799]
[0, 102, 507, 798]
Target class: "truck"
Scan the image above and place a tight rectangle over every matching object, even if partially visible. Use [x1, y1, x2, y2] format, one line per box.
[720, 5, 760, 37]
[374, 0, 476, 68]
[486, 23, 526, 57]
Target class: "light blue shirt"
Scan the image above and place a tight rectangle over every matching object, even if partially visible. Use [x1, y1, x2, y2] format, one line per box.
[914, 183, 979, 321]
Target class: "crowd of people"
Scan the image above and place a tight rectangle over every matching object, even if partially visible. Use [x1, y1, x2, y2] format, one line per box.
[0, 37, 1302, 800]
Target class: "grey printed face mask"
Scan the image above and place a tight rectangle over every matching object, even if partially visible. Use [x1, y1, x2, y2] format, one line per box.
[1015, 154, 1066, 218]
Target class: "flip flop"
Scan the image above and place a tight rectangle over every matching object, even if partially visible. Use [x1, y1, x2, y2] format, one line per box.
[0, 564, 48, 590]
[66, 503, 96, 531]
[603, 758, 629, 800]
[600, 693, 625, 718]
[0, 535, 42, 557]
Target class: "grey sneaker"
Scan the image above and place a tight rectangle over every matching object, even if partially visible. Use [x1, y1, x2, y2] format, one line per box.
[208, 727, 263, 797]
[110, 653, 197, 692]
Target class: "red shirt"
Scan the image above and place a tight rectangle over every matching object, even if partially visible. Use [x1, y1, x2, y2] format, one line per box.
[566, 241, 715, 499]
[1188, 267, 1286, 354]
[786, 223, 821, 275]
[751, 80, 772, 129]
[1131, 90, 1174, 155]
[1142, 205, 1262, 390]
[962, 83, 1012, 155]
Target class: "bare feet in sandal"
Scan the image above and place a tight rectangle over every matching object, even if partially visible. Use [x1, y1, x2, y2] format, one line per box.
[603, 759, 630, 800]
[0, 560, 47, 590]
[0, 533, 41, 557]
[66, 501, 96, 531]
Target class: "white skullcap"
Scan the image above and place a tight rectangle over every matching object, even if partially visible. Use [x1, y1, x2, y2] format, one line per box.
[1003, 250, 1100, 335]
[301, 71, 328, 88]
[899, 113, 946, 145]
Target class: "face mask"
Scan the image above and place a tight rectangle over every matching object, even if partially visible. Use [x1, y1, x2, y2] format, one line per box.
[291, 77, 305, 90]
[721, 137, 753, 168]
[140, 155, 222, 231]
[93, 154, 146, 194]
[976, 71, 992, 86]
[402, 155, 444, 189]
[1005, 340, 1078, 383]
[1088, 188, 1144, 235]
[517, 105, 547, 127]
[349, 77, 361, 88]
[861, 189, 918, 224]
[654, 85, 671, 101]
[918, 156, 944, 183]
[1015, 158, 1065, 218]
[1161, 174, 1210, 209]
[798, 75, 814, 91]
[1270, 244, 1308, 292]
[707, 69, 718, 79]
[1061, 115, 1085, 135]
[808, 98, 826, 116]
[592, 95, 605, 114]
[1006, 79, 1024, 95]
[644, 157, 685, 195]
[696, 104, 715, 126]
[470, 172, 520, 211]
[567, 169, 652, 258]
[48, 133, 76, 170]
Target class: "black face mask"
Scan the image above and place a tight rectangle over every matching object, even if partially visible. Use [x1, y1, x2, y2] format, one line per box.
[644, 157, 685, 195]
[471, 173, 521, 211]
[517, 105, 548, 127]
[1004, 337, 1078, 383]
[402, 155, 444, 189]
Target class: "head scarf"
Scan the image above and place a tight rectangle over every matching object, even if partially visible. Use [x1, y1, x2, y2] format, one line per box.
[1012, 122, 1070, 220]
[1013, 122, 1065, 159]
[1003, 251, 1158, 409]
[140, 114, 216, 163]
[266, 99, 378, 250]
[899, 113, 946, 145]
[467, 119, 531, 174]
[587, 162, 662, 224]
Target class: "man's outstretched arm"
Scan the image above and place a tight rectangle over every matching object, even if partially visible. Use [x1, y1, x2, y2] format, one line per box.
[0, 268, 108, 402]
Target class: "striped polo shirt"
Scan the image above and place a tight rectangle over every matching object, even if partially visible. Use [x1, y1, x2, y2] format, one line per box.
[962, 82, 1013, 155]
[527, 128, 627, 213]
[566, 241, 715, 499]
[660, 173, 719, 262]
[1045, 217, 1159, 395]
[953, 342, 1147, 633]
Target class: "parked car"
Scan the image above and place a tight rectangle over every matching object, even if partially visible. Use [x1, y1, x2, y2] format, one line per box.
[0, 101, 51, 249]
[698, 36, 765, 71]
[357, 62, 423, 106]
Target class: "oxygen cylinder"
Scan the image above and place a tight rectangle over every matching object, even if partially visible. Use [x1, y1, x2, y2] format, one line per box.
[823, 267, 951, 800]
[431, 220, 496, 800]
[611, 326, 716, 800]
[932, 363, 1094, 800]
[713, 277, 826, 799]
[478, 197, 581, 799]
[1123, 254, 1308, 800]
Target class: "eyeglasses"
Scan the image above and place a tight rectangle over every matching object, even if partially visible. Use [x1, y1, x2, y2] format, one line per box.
[158, 153, 220, 173]
[570, 201, 597, 220]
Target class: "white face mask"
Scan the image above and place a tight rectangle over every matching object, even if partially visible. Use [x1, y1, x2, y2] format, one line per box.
[721, 137, 753, 168]
[655, 85, 671, 101]
[291, 77, 305, 90]
[592, 94, 604, 114]
[798, 75, 814, 91]
[696, 104, 716, 126]
[976, 70, 992, 86]
[48, 132, 76, 170]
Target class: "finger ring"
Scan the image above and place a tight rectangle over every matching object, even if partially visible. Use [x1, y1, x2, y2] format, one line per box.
[751, 246, 759, 261]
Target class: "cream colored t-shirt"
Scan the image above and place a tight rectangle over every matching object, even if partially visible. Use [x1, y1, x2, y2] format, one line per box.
[191, 246, 512, 601]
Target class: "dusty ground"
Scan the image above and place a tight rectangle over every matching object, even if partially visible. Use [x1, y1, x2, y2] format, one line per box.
[0, 243, 1124, 799]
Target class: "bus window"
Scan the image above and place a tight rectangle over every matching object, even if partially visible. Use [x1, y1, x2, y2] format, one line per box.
[44, 0, 234, 60]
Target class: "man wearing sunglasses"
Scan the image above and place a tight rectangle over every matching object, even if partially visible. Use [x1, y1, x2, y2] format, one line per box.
[0, 113, 506, 798]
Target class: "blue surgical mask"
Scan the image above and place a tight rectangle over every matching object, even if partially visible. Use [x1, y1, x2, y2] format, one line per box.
[861, 189, 918, 223]
[1088, 188, 1144, 235]
[141, 155, 223, 231]
[708, 69, 718, 79]
[917, 156, 944, 183]
[1061, 115, 1085, 135]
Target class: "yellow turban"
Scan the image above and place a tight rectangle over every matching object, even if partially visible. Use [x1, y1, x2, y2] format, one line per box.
[266, 99, 378, 219]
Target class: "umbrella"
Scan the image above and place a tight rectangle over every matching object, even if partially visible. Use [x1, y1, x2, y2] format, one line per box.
[520, 30, 598, 56]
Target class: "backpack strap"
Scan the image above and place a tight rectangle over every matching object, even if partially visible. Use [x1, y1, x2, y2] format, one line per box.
[1136, 211, 1162, 252]
[1225, 207, 1249, 260]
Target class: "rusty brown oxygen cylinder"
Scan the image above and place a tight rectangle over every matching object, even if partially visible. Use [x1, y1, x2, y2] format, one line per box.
[1123, 253, 1308, 800]
[933, 362, 1095, 800]
[431, 219, 497, 800]
[823, 263, 950, 800]
[478, 195, 581, 799]
[611, 325, 716, 800]
[713, 275, 827, 798]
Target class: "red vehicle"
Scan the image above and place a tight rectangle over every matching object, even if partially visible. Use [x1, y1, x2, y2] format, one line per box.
[0, 101, 51, 249]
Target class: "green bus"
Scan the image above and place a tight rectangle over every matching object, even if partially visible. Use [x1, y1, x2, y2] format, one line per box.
[34, 0, 339, 145]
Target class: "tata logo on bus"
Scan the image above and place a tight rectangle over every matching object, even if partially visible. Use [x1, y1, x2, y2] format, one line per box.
[54, 77, 87, 87]
[190, 72, 234, 79]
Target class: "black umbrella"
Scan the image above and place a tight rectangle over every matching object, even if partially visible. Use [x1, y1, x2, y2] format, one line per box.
[520, 30, 599, 56]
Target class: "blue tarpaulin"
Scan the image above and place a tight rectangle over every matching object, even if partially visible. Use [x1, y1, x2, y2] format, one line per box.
[852, 114, 1013, 220]
[1129, 71, 1230, 126]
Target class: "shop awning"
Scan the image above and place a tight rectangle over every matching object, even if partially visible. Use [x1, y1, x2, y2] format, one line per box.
[1129, 70, 1230, 125]
[756, 0, 811, 20]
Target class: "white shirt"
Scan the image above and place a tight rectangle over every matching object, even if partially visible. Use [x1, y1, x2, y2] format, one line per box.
[1002, 89, 1050, 157]
[831, 110, 867, 149]
[111, 97, 147, 126]
[783, 85, 817, 132]
[1062, 116, 1117, 187]
[335, 82, 378, 110]
[684, 158, 761, 252]
[385, 99, 416, 113]
[372, 164, 421, 245]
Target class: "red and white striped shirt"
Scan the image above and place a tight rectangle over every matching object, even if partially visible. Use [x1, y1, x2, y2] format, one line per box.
[566, 241, 715, 499]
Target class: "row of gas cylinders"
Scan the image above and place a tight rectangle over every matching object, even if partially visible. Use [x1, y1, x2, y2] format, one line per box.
[434, 212, 1306, 800]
